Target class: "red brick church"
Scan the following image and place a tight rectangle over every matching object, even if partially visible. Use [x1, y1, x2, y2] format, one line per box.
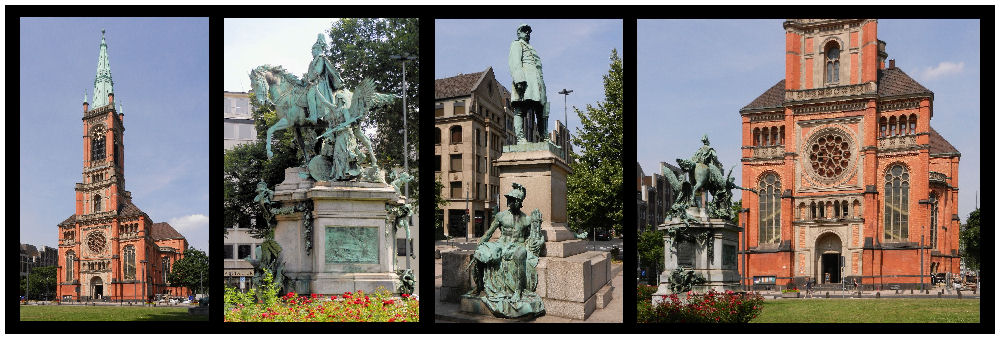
[56, 31, 189, 302]
[739, 19, 961, 289]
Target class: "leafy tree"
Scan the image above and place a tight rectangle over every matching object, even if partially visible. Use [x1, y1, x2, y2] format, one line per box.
[638, 229, 664, 285]
[223, 93, 299, 237]
[960, 208, 980, 271]
[327, 18, 420, 201]
[25, 266, 57, 300]
[730, 199, 743, 225]
[567, 50, 624, 235]
[168, 248, 210, 295]
[20, 276, 26, 297]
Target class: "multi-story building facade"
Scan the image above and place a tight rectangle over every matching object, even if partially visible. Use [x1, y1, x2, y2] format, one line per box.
[57, 31, 189, 301]
[434, 67, 515, 240]
[224, 91, 255, 149]
[222, 91, 261, 290]
[20, 244, 58, 278]
[740, 19, 961, 289]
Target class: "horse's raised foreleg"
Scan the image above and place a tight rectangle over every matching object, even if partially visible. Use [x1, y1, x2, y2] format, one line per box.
[267, 117, 290, 158]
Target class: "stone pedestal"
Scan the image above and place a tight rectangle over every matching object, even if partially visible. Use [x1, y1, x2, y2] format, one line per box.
[490, 145, 615, 320]
[439, 250, 473, 303]
[652, 207, 743, 305]
[273, 167, 401, 295]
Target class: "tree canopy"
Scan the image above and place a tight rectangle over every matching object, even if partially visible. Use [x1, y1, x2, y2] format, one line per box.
[24, 266, 57, 300]
[168, 248, 210, 295]
[637, 229, 664, 285]
[327, 18, 420, 201]
[960, 208, 980, 271]
[566, 50, 624, 235]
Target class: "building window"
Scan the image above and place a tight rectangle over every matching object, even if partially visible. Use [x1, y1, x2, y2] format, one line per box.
[929, 193, 939, 248]
[825, 41, 840, 85]
[880, 117, 887, 137]
[450, 154, 463, 172]
[476, 128, 482, 147]
[223, 245, 234, 259]
[435, 103, 444, 117]
[93, 194, 102, 213]
[91, 127, 106, 161]
[451, 181, 463, 199]
[435, 128, 441, 145]
[451, 126, 463, 144]
[123, 246, 136, 280]
[758, 173, 781, 244]
[909, 114, 917, 134]
[238, 245, 252, 260]
[434, 155, 441, 172]
[884, 164, 909, 241]
[66, 251, 75, 280]
[162, 257, 171, 284]
[753, 128, 760, 146]
[454, 101, 466, 115]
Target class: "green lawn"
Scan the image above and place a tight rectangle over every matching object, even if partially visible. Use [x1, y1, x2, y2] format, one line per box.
[20, 306, 208, 321]
[752, 298, 980, 323]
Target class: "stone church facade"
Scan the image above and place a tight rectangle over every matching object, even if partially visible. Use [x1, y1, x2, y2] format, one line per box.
[56, 31, 189, 302]
[740, 19, 961, 289]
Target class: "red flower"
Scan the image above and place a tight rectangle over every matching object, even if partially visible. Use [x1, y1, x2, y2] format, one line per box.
[310, 293, 318, 299]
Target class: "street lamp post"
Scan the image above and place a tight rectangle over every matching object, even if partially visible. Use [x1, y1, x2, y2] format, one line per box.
[557, 89, 573, 159]
[465, 187, 470, 243]
[390, 53, 417, 270]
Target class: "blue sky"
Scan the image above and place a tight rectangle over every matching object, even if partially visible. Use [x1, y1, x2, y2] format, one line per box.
[19, 18, 210, 253]
[224, 18, 338, 92]
[637, 19, 981, 222]
[436, 19, 624, 147]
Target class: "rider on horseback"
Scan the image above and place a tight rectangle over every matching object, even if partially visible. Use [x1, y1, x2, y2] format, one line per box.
[304, 34, 344, 124]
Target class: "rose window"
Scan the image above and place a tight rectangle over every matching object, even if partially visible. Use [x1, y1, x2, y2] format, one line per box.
[807, 130, 854, 181]
[87, 231, 107, 254]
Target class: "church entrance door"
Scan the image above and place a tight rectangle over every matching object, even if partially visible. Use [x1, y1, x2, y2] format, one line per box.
[821, 253, 841, 283]
[91, 276, 103, 300]
[815, 232, 843, 284]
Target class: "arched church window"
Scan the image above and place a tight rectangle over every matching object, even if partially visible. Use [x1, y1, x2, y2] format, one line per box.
[91, 126, 106, 161]
[770, 127, 778, 146]
[162, 256, 171, 284]
[929, 192, 939, 248]
[779, 126, 785, 145]
[884, 164, 910, 241]
[94, 194, 102, 213]
[753, 128, 761, 146]
[123, 245, 136, 280]
[888, 116, 897, 136]
[880, 117, 887, 137]
[834, 201, 841, 218]
[909, 114, 917, 134]
[66, 251, 75, 280]
[825, 42, 841, 84]
[758, 173, 781, 244]
[842, 200, 849, 218]
[898, 115, 908, 135]
[810, 202, 817, 219]
[763, 129, 770, 146]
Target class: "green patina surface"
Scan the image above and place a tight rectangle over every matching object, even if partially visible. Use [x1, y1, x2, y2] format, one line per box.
[325, 226, 378, 264]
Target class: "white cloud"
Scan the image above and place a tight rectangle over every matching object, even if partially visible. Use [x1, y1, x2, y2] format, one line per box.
[921, 61, 964, 80]
[167, 214, 209, 232]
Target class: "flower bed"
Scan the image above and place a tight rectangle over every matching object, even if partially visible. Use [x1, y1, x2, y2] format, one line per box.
[639, 290, 764, 323]
[224, 269, 418, 322]
[225, 289, 418, 322]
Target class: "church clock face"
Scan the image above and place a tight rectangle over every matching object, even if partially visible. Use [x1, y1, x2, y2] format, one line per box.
[87, 231, 107, 254]
[805, 128, 856, 184]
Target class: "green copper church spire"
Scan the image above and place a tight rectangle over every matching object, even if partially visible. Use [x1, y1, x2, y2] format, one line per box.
[92, 29, 115, 108]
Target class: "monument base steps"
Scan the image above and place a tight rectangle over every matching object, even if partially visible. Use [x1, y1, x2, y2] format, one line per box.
[310, 272, 396, 295]
[595, 284, 614, 309]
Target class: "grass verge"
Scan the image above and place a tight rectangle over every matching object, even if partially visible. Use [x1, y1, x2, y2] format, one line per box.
[19, 306, 208, 321]
[752, 298, 980, 323]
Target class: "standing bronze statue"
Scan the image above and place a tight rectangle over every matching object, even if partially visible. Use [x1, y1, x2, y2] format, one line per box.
[508, 24, 550, 144]
[466, 183, 545, 318]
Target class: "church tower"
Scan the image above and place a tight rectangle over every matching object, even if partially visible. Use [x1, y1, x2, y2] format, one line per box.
[78, 29, 128, 219]
[58, 30, 189, 302]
